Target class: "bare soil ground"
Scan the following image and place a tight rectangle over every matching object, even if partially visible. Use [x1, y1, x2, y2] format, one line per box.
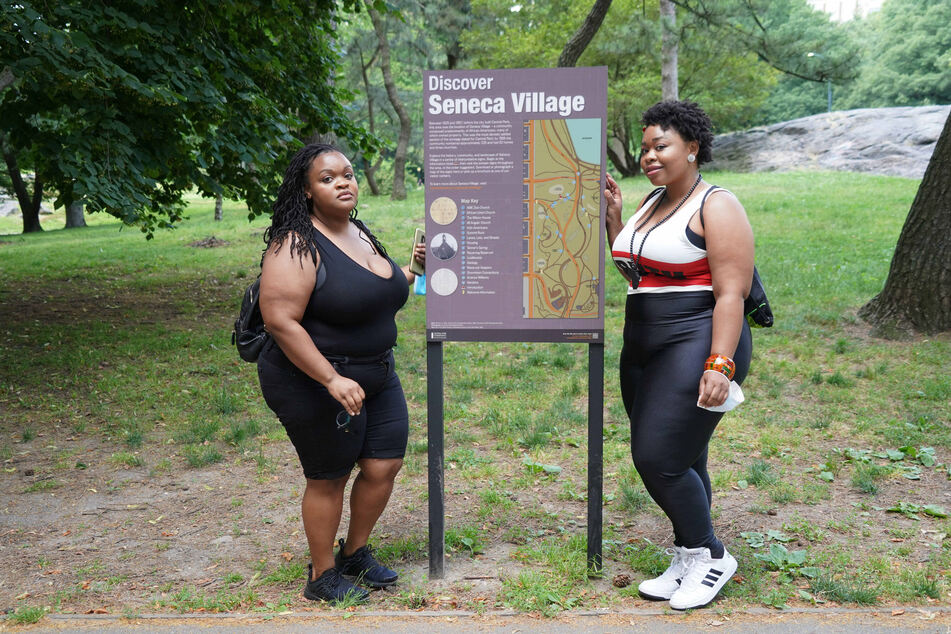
[3, 417, 950, 617]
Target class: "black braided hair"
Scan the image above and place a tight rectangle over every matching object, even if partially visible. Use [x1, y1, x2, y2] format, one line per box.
[263, 143, 388, 263]
[641, 101, 715, 165]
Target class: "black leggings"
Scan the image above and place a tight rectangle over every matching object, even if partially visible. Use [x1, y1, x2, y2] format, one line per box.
[619, 291, 751, 549]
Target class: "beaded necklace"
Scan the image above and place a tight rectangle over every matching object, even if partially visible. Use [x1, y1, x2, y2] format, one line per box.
[625, 173, 703, 289]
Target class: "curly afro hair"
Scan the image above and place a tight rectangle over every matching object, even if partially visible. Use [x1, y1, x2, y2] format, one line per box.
[641, 100, 714, 165]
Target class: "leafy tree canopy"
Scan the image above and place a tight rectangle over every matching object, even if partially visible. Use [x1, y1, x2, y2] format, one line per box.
[670, 0, 860, 84]
[0, 0, 378, 236]
[843, 0, 951, 108]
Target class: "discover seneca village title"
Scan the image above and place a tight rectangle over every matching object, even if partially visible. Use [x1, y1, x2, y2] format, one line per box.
[422, 67, 608, 343]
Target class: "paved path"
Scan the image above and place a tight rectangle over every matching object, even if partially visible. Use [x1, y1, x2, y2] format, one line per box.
[23, 607, 951, 632]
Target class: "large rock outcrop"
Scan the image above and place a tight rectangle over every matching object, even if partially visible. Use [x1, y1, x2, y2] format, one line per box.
[709, 105, 950, 178]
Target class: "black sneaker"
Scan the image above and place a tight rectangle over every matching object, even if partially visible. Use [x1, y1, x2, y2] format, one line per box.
[303, 564, 370, 603]
[335, 538, 398, 588]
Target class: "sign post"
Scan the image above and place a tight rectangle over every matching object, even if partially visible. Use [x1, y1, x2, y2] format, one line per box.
[423, 67, 608, 578]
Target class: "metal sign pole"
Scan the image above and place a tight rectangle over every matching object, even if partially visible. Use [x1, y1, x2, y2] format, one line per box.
[587, 341, 604, 573]
[427, 340, 445, 579]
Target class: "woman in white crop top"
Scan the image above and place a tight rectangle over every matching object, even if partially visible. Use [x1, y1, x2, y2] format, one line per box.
[602, 100, 755, 611]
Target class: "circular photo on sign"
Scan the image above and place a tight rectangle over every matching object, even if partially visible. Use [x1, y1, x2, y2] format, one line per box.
[430, 233, 458, 261]
[430, 268, 459, 296]
[429, 197, 458, 225]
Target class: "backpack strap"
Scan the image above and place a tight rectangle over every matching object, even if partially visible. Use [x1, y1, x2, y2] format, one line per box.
[697, 185, 723, 230]
[307, 226, 328, 292]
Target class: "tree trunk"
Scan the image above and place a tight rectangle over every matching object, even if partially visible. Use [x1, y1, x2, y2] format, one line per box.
[362, 155, 383, 196]
[358, 46, 382, 196]
[2, 143, 43, 233]
[65, 201, 86, 228]
[214, 193, 223, 221]
[367, 1, 411, 201]
[557, 0, 613, 67]
[859, 113, 951, 336]
[660, 0, 678, 100]
[607, 115, 639, 177]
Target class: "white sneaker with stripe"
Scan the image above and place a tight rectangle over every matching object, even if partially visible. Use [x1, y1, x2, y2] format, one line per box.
[668, 546, 737, 610]
[637, 546, 687, 600]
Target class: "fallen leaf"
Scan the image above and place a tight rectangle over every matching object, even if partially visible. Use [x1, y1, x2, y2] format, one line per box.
[14, 592, 30, 600]
[281, 552, 293, 561]
[892, 609, 905, 616]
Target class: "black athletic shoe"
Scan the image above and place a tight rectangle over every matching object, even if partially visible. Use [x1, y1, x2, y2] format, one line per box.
[303, 564, 370, 603]
[335, 538, 398, 588]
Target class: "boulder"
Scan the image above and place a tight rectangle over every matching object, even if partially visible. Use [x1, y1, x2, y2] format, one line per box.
[0, 194, 54, 217]
[709, 105, 950, 178]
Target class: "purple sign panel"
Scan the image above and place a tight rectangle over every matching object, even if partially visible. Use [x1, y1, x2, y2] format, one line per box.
[423, 67, 607, 343]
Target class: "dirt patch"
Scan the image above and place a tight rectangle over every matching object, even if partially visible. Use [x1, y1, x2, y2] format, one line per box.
[3, 417, 949, 616]
[189, 236, 231, 248]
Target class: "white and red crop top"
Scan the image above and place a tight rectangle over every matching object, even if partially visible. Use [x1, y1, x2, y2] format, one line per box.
[611, 186, 728, 294]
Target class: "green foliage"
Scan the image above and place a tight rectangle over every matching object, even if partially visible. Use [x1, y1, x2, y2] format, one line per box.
[753, 0, 951, 123]
[457, 0, 777, 174]
[461, 0, 589, 69]
[7, 605, 47, 625]
[809, 573, 880, 605]
[260, 562, 306, 585]
[843, 0, 951, 108]
[675, 0, 859, 83]
[0, 0, 377, 235]
[753, 543, 821, 580]
[445, 525, 486, 555]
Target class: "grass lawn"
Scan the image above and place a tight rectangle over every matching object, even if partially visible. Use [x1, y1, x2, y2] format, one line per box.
[0, 171, 949, 622]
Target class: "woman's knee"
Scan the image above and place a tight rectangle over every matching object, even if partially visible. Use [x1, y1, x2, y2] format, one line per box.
[357, 458, 403, 483]
[304, 474, 349, 496]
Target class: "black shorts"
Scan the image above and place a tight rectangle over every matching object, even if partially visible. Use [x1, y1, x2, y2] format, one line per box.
[257, 343, 409, 480]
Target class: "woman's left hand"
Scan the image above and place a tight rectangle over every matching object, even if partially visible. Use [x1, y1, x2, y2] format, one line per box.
[697, 371, 730, 408]
[413, 242, 426, 270]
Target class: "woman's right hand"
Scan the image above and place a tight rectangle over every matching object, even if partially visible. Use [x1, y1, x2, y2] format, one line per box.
[604, 173, 623, 227]
[326, 374, 365, 417]
[604, 173, 625, 247]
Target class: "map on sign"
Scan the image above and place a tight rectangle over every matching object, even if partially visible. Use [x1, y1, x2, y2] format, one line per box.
[522, 118, 602, 319]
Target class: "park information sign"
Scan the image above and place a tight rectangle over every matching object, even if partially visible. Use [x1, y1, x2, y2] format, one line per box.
[423, 67, 608, 343]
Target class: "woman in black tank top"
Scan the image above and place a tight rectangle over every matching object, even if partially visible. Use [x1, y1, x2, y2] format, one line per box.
[256, 144, 425, 603]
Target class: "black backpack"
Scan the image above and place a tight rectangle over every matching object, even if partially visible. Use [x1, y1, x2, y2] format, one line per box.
[232, 277, 268, 362]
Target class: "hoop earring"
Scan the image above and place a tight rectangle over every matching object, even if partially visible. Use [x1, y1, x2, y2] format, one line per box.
[687, 153, 696, 163]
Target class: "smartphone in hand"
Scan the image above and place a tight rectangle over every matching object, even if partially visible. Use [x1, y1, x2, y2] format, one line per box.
[409, 228, 425, 276]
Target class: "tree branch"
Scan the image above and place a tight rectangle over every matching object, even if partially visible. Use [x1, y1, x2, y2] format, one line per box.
[557, 0, 613, 67]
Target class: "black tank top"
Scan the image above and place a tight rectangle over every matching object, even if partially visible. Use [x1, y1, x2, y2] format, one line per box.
[261, 223, 408, 365]
[301, 224, 408, 357]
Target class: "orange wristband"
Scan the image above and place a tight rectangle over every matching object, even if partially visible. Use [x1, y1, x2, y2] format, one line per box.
[704, 354, 735, 380]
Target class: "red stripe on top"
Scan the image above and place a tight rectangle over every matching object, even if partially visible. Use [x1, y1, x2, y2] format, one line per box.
[611, 251, 712, 288]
